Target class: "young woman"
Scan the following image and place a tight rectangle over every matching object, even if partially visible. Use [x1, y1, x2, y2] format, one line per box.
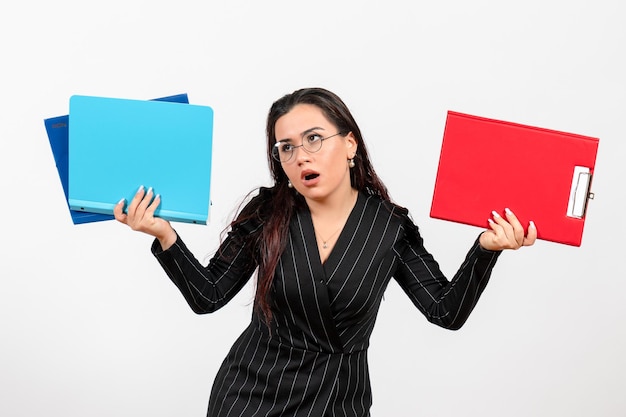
[114, 87, 536, 416]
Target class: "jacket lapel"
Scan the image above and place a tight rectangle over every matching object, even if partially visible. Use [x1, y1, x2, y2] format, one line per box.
[293, 210, 344, 352]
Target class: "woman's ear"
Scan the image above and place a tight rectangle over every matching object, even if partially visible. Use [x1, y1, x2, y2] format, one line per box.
[345, 132, 358, 156]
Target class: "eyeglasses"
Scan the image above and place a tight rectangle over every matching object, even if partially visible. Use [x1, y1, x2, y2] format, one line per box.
[272, 132, 345, 162]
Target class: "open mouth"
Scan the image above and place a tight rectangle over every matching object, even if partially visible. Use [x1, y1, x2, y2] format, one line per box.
[304, 173, 319, 181]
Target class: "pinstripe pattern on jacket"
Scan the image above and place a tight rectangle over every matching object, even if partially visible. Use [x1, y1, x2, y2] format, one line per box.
[153, 191, 500, 416]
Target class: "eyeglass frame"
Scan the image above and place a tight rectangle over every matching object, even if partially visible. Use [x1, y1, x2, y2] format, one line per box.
[272, 131, 348, 162]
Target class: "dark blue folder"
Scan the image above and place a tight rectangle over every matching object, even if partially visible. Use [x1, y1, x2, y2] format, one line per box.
[44, 93, 189, 224]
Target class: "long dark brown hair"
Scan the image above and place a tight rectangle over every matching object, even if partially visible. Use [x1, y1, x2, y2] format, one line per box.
[232, 88, 391, 325]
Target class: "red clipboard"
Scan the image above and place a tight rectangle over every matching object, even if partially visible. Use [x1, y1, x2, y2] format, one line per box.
[430, 111, 599, 247]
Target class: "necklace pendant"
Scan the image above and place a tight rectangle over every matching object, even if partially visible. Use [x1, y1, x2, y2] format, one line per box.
[323, 242, 328, 249]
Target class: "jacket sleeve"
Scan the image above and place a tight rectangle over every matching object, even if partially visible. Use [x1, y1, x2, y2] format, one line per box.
[151, 216, 262, 315]
[392, 211, 501, 330]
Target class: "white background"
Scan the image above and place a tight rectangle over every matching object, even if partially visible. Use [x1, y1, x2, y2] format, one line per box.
[2, 1, 625, 416]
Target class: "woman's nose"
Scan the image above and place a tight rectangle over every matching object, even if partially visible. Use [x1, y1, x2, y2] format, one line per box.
[294, 146, 311, 163]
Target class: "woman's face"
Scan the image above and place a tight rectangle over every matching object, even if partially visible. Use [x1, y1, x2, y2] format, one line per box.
[274, 104, 357, 204]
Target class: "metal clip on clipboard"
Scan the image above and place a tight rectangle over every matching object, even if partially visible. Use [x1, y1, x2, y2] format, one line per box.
[566, 166, 594, 219]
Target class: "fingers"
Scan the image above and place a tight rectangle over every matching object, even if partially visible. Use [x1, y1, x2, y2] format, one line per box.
[487, 210, 518, 249]
[113, 198, 127, 223]
[482, 208, 537, 251]
[523, 221, 537, 247]
[113, 185, 171, 239]
[145, 193, 161, 217]
[136, 186, 154, 217]
[126, 185, 147, 220]
[115, 185, 157, 229]
[502, 207, 525, 247]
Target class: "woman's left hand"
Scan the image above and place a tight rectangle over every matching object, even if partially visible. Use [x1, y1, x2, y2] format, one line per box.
[479, 208, 537, 251]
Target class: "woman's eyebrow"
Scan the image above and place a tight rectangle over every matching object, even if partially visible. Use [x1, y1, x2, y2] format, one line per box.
[299, 126, 326, 137]
[277, 126, 326, 143]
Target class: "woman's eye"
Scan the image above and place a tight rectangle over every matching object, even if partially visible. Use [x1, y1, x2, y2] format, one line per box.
[307, 134, 323, 144]
[280, 143, 294, 152]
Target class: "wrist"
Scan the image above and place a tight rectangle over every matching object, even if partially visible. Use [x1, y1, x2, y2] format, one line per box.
[478, 232, 502, 253]
[157, 227, 177, 250]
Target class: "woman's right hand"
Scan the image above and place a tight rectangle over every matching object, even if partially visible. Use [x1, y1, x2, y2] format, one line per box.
[113, 186, 177, 250]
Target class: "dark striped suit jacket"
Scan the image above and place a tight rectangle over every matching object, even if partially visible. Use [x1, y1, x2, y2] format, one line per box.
[153, 191, 501, 416]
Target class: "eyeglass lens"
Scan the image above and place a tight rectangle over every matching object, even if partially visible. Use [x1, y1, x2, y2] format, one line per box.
[272, 132, 342, 162]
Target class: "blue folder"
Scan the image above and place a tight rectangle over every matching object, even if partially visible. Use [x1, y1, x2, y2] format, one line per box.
[44, 94, 190, 224]
[67, 95, 213, 225]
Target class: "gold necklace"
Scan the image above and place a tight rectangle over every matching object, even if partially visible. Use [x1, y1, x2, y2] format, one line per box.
[319, 226, 343, 249]
[314, 191, 358, 250]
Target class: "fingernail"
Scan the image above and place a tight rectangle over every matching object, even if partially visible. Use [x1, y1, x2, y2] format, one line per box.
[505, 207, 513, 216]
[147, 187, 153, 195]
[529, 220, 536, 229]
[492, 210, 501, 218]
[137, 185, 144, 193]
[488, 218, 495, 224]
[117, 198, 125, 205]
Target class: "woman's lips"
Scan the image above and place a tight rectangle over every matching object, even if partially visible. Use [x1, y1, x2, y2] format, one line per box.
[301, 170, 320, 186]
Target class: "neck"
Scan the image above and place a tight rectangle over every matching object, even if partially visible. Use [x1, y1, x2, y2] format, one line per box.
[307, 188, 358, 221]
[308, 188, 358, 254]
